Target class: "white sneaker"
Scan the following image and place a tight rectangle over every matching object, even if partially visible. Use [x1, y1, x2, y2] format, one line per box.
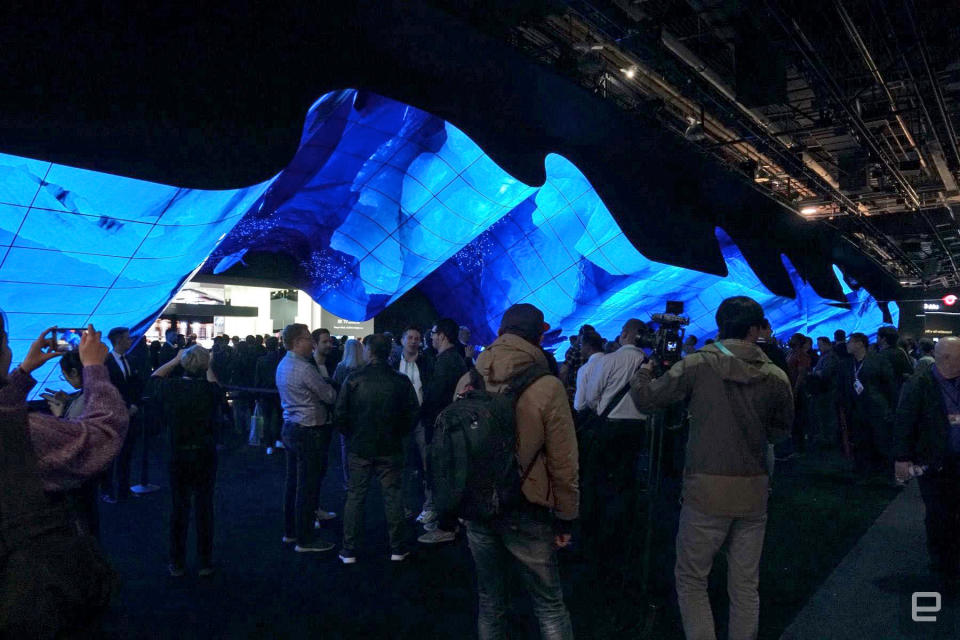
[339, 551, 357, 564]
[266, 447, 274, 455]
[282, 536, 297, 544]
[275, 440, 285, 449]
[417, 528, 457, 544]
[295, 541, 335, 553]
[390, 552, 411, 562]
[416, 510, 438, 524]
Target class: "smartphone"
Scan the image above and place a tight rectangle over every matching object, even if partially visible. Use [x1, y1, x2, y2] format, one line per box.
[55, 328, 86, 352]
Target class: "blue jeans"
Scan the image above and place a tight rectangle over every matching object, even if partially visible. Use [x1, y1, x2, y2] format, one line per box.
[282, 422, 333, 544]
[466, 511, 574, 640]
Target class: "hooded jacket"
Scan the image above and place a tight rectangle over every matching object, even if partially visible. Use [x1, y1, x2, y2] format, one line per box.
[630, 339, 793, 517]
[454, 333, 579, 522]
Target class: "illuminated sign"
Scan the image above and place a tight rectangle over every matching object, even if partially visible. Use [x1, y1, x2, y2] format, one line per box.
[924, 303, 942, 311]
[943, 295, 958, 306]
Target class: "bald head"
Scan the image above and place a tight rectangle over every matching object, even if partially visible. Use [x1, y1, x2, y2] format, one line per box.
[935, 337, 960, 379]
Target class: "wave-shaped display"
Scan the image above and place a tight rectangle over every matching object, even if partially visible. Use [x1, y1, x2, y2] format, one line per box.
[0, 88, 895, 396]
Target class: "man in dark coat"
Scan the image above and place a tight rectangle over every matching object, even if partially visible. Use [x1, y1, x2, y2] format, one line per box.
[334, 334, 418, 562]
[894, 336, 960, 579]
[842, 333, 897, 481]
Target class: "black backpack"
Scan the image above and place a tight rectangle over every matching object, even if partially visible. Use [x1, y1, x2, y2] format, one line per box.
[429, 365, 550, 521]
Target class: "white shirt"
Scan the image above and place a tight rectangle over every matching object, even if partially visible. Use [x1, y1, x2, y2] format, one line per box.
[573, 352, 605, 412]
[594, 344, 647, 420]
[399, 355, 423, 405]
[111, 351, 129, 378]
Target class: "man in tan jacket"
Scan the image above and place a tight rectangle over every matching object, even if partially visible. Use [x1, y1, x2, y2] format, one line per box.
[631, 296, 792, 640]
[455, 303, 578, 640]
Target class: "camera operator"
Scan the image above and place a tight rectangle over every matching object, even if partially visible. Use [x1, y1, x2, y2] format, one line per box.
[629, 296, 793, 640]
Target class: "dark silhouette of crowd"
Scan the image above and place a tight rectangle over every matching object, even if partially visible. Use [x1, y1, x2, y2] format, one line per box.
[5, 297, 960, 640]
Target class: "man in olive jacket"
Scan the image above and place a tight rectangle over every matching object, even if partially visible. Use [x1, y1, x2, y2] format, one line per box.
[454, 303, 578, 640]
[630, 296, 793, 640]
[894, 336, 960, 578]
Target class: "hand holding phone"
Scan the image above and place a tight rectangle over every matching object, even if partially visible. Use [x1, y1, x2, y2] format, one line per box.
[21, 327, 64, 374]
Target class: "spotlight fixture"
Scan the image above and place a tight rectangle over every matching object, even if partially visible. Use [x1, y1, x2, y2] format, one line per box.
[800, 206, 820, 215]
[620, 66, 637, 79]
[683, 116, 705, 142]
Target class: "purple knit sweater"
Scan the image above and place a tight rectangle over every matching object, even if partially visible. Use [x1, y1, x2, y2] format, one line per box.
[0, 364, 129, 492]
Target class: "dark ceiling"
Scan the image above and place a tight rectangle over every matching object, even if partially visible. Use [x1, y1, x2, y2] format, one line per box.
[2, 0, 955, 302]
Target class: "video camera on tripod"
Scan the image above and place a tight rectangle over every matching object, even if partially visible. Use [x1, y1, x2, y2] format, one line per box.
[637, 300, 690, 373]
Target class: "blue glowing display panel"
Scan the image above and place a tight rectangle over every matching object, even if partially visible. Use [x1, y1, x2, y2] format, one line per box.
[0, 153, 270, 397]
[0, 88, 896, 397]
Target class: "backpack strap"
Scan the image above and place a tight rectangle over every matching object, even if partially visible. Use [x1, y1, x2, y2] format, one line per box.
[504, 365, 551, 400]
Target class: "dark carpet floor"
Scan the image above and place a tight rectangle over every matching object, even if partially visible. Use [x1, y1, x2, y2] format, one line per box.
[97, 432, 896, 639]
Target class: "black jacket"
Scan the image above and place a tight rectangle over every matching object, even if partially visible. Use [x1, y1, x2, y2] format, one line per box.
[894, 367, 954, 467]
[106, 354, 143, 407]
[420, 347, 467, 440]
[333, 362, 418, 459]
[255, 350, 282, 390]
[389, 350, 434, 388]
[840, 352, 896, 426]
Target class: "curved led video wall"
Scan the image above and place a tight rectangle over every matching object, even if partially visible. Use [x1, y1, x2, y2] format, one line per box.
[1, 88, 895, 397]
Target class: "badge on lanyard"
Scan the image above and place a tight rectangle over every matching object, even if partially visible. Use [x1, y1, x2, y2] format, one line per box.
[949, 413, 960, 427]
[853, 379, 864, 395]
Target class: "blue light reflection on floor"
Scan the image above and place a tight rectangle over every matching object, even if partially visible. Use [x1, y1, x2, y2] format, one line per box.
[1, 88, 895, 397]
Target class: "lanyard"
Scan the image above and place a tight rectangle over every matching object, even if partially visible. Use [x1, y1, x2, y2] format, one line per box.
[853, 359, 865, 381]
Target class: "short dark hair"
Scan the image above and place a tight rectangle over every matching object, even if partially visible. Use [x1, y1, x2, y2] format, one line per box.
[581, 333, 604, 353]
[312, 328, 330, 342]
[715, 296, 765, 340]
[849, 332, 869, 348]
[59, 351, 83, 376]
[365, 333, 392, 361]
[107, 326, 130, 344]
[918, 338, 935, 355]
[282, 323, 310, 350]
[816, 336, 831, 345]
[165, 327, 178, 340]
[433, 318, 459, 344]
[402, 325, 422, 339]
[759, 318, 771, 330]
[265, 336, 279, 350]
[877, 326, 899, 347]
[834, 329, 846, 340]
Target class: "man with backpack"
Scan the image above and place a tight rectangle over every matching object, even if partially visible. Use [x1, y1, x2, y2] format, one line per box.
[444, 303, 578, 639]
[417, 317, 468, 544]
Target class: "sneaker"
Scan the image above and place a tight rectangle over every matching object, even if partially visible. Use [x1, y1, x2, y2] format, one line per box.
[416, 510, 438, 525]
[198, 565, 216, 577]
[168, 563, 186, 577]
[282, 536, 297, 544]
[417, 529, 457, 544]
[101, 494, 118, 505]
[314, 509, 337, 528]
[266, 447, 274, 455]
[295, 541, 335, 553]
[339, 551, 357, 564]
[275, 440, 285, 449]
[390, 551, 411, 562]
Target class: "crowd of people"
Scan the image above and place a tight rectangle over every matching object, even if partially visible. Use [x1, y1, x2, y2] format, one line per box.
[3, 296, 960, 639]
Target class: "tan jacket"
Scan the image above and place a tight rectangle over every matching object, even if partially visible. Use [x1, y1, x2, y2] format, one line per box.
[631, 339, 793, 517]
[455, 333, 579, 521]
